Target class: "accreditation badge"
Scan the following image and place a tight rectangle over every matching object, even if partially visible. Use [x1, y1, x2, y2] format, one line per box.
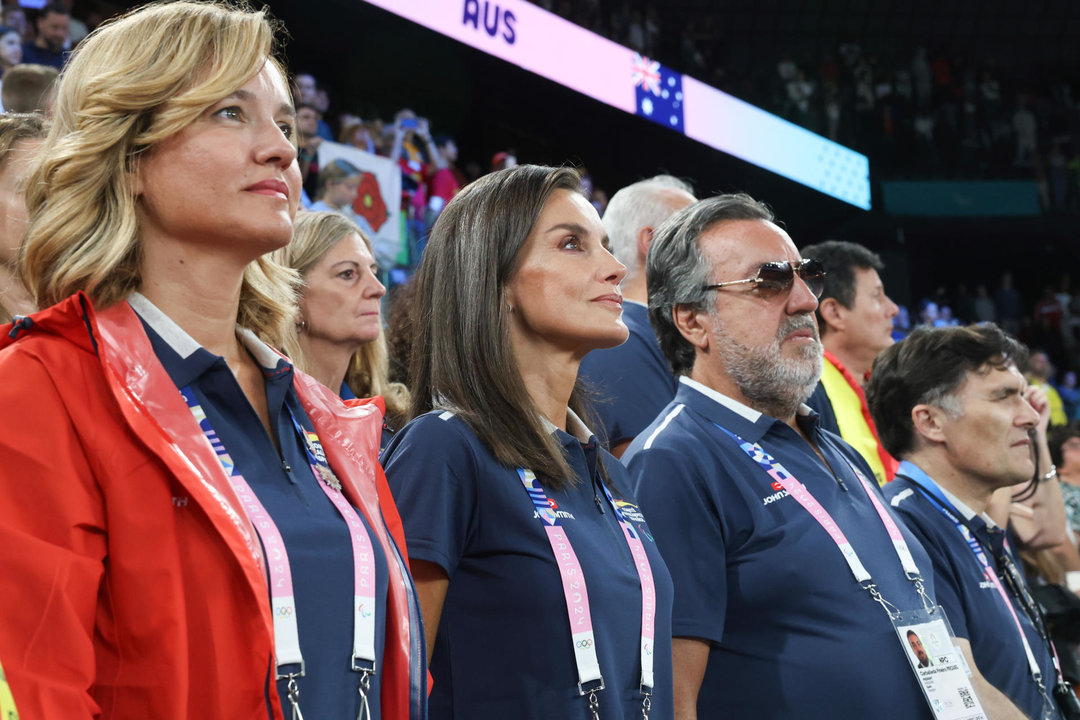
[894, 608, 986, 720]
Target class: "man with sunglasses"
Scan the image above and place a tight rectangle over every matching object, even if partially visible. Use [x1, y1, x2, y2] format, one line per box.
[869, 325, 1071, 720]
[800, 240, 901, 485]
[625, 194, 950, 719]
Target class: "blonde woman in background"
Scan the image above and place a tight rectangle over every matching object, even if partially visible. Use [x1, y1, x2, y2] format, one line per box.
[278, 210, 410, 444]
[0, 112, 45, 324]
[0, 3, 425, 719]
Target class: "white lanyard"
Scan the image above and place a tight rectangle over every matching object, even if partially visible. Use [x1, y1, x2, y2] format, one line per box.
[181, 386, 378, 720]
[517, 468, 657, 720]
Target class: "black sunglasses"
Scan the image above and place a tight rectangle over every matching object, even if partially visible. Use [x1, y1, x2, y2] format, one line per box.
[702, 258, 826, 300]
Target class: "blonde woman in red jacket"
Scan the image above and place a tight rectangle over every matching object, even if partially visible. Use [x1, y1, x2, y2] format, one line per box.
[0, 3, 426, 719]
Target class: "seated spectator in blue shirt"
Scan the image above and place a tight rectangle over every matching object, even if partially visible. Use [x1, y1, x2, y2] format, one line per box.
[21, 4, 68, 70]
[383, 164, 676, 720]
[869, 324, 1075, 720]
[578, 174, 695, 456]
[278, 210, 409, 446]
[624, 193, 946, 719]
[310, 157, 381, 251]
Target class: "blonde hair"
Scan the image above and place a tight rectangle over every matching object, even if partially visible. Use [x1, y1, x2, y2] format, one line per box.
[20, 1, 298, 344]
[277, 210, 409, 424]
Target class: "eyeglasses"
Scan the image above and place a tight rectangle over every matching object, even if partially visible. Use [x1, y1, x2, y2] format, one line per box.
[702, 258, 826, 300]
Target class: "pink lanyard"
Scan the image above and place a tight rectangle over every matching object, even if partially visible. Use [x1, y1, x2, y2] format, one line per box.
[718, 425, 934, 617]
[517, 468, 657, 720]
[181, 386, 379, 720]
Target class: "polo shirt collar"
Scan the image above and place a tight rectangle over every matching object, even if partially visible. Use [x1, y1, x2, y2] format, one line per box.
[128, 292, 291, 388]
[897, 460, 999, 530]
[677, 376, 817, 443]
[540, 407, 594, 445]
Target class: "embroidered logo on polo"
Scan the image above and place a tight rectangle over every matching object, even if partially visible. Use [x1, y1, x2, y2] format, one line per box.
[615, 499, 646, 524]
[761, 479, 791, 506]
[521, 470, 577, 521]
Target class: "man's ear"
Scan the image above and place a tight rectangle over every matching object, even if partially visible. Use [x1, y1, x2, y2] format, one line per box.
[673, 304, 711, 353]
[636, 226, 653, 264]
[818, 297, 845, 332]
[911, 403, 949, 445]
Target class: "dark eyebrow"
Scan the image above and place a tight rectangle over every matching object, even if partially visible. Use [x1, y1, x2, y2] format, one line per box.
[545, 222, 609, 248]
[991, 384, 1022, 400]
[545, 222, 591, 236]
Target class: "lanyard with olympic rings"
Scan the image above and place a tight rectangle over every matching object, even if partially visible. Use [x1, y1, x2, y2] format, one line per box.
[181, 386, 379, 720]
[516, 467, 657, 720]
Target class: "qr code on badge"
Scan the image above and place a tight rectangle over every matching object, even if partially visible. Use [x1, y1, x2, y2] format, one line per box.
[958, 686, 975, 709]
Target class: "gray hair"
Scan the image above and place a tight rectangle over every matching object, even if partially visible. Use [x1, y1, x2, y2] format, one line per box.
[604, 174, 694, 272]
[646, 193, 775, 376]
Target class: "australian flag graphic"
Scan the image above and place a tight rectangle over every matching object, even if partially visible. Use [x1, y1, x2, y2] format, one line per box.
[632, 53, 685, 134]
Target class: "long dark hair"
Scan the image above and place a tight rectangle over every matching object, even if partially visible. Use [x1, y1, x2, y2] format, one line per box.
[409, 164, 596, 490]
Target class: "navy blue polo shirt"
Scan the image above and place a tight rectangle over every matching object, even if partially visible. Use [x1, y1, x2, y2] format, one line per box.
[623, 377, 936, 720]
[130, 295, 388, 719]
[578, 301, 677, 448]
[382, 409, 674, 720]
[886, 462, 1061, 720]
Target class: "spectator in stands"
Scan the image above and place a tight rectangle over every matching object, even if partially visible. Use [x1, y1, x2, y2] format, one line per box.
[578, 174, 695, 455]
[21, 3, 68, 69]
[802, 240, 900, 485]
[341, 120, 376, 154]
[0, 25, 21, 84]
[296, 101, 322, 201]
[389, 109, 444, 266]
[1, 7, 27, 44]
[0, 4, 427, 718]
[871, 325, 1072, 720]
[383, 164, 675, 720]
[1060, 372, 1080, 422]
[56, 0, 87, 47]
[312, 86, 334, 140]
[0, 113, 45, 325]
[291, 71, 332, 140]
[310, 158, 379, 245]
[974, 283, 997, 323]
[491, 150, 516, 171]
[625, 193, 944, 719]
[995, 272, 1025, 337]
[1050, 423, 1080, 534]
[426, 133, 465, 223]
[1, 63, 57, 114]
[278, 211, 409, 442]
[1028, 350, 1069, 426]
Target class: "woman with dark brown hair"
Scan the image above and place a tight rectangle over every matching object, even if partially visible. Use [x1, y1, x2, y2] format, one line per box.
[383, 164, 674, 719]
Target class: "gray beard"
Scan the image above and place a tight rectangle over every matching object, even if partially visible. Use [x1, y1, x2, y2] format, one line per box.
[713, 314, 823, 419]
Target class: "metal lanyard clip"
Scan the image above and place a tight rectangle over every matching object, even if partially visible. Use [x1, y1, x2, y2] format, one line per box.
[285, 673, 305, 720]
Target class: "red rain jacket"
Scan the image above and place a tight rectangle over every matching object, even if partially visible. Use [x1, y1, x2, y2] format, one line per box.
[0, 294, 426, 720]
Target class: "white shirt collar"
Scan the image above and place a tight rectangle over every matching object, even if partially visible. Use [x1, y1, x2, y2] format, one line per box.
[679, 376, 762, 422]
[540, 407, 593, 443]
[127, 291, 282, 370]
